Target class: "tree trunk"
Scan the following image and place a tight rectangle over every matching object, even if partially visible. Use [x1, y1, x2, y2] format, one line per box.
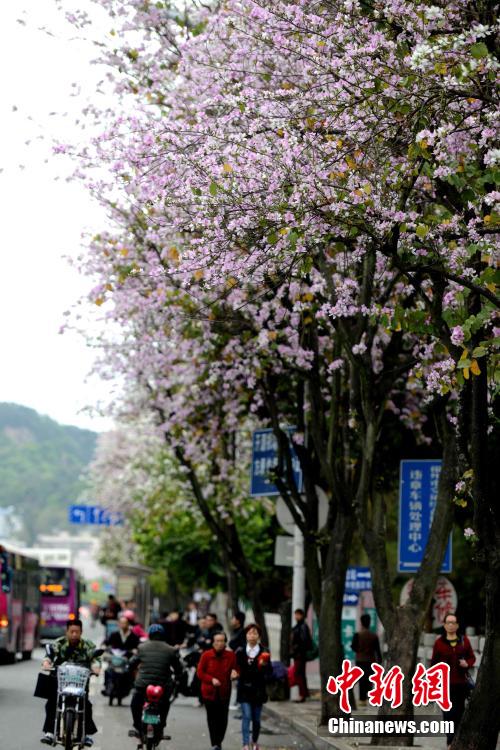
[224, 549, 239, 616]
[371, 607, 421, 746]
[279, 598, 292, 664]
[453, 362, 500, 748]
[452, 567, 500, 749]
[246, 577, 270, 647]
[367, 409, 456, 745]
[319, 511, 355, 724]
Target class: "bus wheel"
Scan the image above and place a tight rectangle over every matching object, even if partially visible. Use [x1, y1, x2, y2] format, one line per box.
[22, 650, 32, 661]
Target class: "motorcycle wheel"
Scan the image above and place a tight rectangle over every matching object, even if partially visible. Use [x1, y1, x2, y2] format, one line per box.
[145, 739, 156, 750]
[64, 710, 74, 750]
[109, 695, 114, 706]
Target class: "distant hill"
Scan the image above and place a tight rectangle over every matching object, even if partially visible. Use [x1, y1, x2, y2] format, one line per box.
[0, 403, 97, 543]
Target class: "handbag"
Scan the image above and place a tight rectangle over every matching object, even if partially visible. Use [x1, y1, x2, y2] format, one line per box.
[34, 672, 57, 700]
[287, 663, 298, 687]
[465, 671, 475, 694]
[306, 640, 319, 662]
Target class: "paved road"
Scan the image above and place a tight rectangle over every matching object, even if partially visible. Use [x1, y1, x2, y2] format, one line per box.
[0, 643, 311, 750]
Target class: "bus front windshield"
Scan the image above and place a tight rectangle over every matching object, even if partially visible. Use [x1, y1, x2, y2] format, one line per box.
[40, 568, 71, 597]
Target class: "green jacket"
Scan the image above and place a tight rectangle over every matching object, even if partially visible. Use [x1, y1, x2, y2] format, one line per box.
[51, 636, 100, 668]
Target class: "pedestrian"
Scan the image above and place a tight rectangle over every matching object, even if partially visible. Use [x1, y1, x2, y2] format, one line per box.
[199, 612, 224, 651]
[235, 624, 272, 750]
[163, 610, 189, 648]
[197, 631, 238, 750]
[431, 612, 475, 749]
[229, 612, 246, 652]
[351, 613, 382, 706]
[290, 608, 312, 703]
[185, 601, 199, 628]
[130, 624, 183, 738]
[101, 594, 120, 624]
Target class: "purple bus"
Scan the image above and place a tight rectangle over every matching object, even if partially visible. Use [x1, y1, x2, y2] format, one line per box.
[39, 566, 83, 640]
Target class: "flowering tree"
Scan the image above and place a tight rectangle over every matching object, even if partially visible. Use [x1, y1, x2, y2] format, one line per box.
[65, 0, 499, 742]
[87, 417, 278, 606]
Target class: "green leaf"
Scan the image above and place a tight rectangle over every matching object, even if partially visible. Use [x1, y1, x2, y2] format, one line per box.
[471, 42, 489, 59]
[267, 232, 278, 245]
[472, 346, 487, 358]
[416, 224, 429, 238]
[191, 187, 202, 197]
[209, 181, 218, 197]
[457, 358, 472, 370]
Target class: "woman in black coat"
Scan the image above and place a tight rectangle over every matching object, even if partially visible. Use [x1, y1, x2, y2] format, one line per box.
[236, 624, 272, 750]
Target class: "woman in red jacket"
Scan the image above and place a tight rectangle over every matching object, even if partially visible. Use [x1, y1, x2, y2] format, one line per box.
[431, 612, 475, 749]
[197, 632, 238, 750]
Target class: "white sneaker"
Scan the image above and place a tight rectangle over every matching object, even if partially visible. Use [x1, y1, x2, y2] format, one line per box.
[40, 733, 55, 745]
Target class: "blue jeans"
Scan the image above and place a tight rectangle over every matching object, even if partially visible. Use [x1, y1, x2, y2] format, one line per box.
[241, 702, 262, 746]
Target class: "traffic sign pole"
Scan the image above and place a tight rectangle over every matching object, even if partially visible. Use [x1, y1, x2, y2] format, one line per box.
[292, 524, 305, 613]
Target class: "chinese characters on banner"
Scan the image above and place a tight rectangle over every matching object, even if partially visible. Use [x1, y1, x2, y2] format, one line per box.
[326, 660, 451, 714]
[398, 460, 452, 573]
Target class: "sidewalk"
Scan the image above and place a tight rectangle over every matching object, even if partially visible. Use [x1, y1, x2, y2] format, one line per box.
[264, 698, 450, 750]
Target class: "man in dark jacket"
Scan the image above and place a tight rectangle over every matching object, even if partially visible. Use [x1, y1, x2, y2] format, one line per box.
[197, 632, 238, 750]
[229, 612, 246, 652]
[103, 615, 140, 698]
[290, 609, 312, 702]
[431, 612, 475, 748]
[351, 613, 382, 705]
[130, 624, 183, 736]
[163, 610, 189, 648]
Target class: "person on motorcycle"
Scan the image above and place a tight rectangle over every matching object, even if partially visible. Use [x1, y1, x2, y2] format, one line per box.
[40, 619, 101, 747]
[130, 623, 183, 738]
[102, 615, 140, 697]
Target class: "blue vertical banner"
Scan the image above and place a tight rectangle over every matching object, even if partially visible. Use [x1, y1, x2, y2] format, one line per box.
[398, 460, 452, 573]
[250, 428, 303, 497]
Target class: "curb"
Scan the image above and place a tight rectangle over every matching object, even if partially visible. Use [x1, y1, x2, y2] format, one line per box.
[262, 703, 440, 750]
[263, 703, 352, 750]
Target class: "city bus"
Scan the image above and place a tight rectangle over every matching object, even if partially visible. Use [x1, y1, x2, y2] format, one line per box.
[0, 544, 41, 662]
[39, 566, 83, 640]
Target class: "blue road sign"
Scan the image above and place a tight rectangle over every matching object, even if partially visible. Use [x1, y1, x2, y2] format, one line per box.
[345, 566, 372, 592]
[250, 428, 303, 497]
[398, 460, 452, 573]
[68, 505, 124, 527]
[68, 505, 89, 525]
[343, 592, 359, 606]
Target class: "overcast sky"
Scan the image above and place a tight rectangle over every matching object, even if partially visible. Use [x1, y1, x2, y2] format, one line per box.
[0, 1, 115, 431]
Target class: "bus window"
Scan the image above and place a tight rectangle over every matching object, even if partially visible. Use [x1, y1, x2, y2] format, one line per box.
[0, 550, 12, 593]
[39, 568, 71, 597]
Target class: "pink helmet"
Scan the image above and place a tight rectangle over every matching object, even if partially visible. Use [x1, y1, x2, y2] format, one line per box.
[122, 609, 136, 623]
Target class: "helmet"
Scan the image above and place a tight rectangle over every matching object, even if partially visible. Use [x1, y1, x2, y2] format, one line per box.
[148, 623, 165, 638]
[122, 609, 135, 622]
[146, 684, 164, 703]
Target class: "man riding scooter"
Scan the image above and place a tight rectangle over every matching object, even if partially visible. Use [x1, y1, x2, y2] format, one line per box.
[40, 619, 101, 747]
[102, 615, 140, 702]
[129, 624, 183, 739]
